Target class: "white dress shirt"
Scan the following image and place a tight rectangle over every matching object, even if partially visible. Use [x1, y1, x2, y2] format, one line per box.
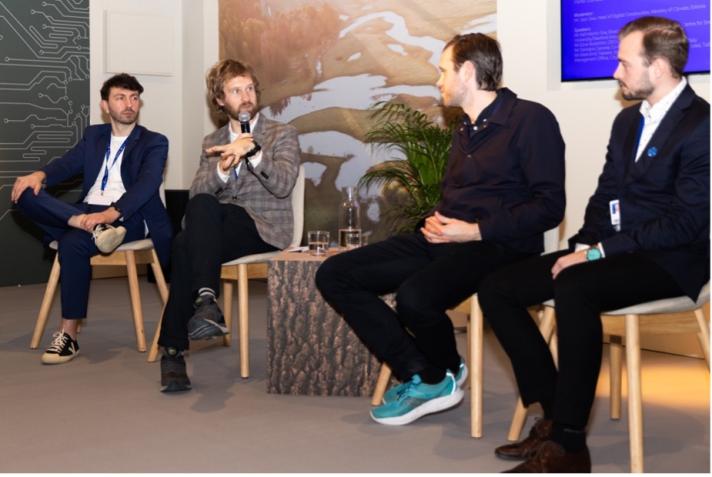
[635, 77, 687, 161]
[84, 134, 128, 205]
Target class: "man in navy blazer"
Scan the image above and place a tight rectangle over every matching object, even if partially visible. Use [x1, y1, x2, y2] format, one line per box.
[11, 73, 171, 365]
[478, 17, 709, 472]
[316, 33, 566, 426]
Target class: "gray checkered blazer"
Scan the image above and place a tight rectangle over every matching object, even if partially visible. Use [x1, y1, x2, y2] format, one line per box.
[189, 115, 301, 249]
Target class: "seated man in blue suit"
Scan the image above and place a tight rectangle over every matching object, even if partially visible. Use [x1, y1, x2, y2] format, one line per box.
[316, 33, 566, 426]
[11, 73, 171, 365]
[478, 16, 709, 473]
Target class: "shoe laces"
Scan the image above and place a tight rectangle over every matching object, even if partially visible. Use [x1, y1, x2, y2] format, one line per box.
[91, 224, 108, 240]
[394, 374, 422, 401]
[47, 331, 70, 353]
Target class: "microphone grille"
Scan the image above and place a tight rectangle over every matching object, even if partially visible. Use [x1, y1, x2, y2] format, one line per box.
[238, 112, 251, 122]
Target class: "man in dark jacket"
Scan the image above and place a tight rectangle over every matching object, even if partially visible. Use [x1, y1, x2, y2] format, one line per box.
[316, 33, 566, 426]
[12, 73, 171, 365]
[478, 16, 709, 472]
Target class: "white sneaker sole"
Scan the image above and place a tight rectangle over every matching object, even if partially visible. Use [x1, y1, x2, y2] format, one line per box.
[41, 350, 79, 365]
[370, 387, 465, 426]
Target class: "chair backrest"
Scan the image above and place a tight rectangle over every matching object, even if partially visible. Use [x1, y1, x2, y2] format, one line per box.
[543, 226, 560, 254]
[289, 165, 306, 248]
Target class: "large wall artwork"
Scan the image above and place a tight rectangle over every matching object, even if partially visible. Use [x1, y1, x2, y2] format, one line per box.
[219, 0, 496, 242]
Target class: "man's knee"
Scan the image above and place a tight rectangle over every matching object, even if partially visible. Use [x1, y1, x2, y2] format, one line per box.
[315, 255, 346, 298]
[186, 193, 219, 215]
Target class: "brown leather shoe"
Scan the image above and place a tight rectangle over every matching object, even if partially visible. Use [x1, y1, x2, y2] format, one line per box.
[495, 418, 553, 460]
[502, 440, 591, 473]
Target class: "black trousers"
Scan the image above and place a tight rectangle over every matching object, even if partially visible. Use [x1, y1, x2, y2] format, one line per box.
[158, 194, 276, 350]
[478, 250, 684, 429]
[315, 232, 530, 382]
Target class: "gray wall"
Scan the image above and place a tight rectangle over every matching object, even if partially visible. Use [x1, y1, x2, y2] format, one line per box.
[0, 0, 89, 285]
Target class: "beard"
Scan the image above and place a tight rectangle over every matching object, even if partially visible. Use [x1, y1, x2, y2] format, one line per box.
[618, 77, 654, 101]
[224, 101, 258, 121]
[109, 108, 138, 125]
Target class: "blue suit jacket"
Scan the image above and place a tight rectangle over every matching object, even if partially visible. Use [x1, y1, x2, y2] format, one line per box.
[41, 124, 172, 269]
[571, 84, 710, 299]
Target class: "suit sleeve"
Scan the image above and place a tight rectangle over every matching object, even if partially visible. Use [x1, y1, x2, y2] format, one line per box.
[478, 107, 566, 241]
[601, 115, 710, 255]
[113, 133, 168, 219]
[248, 124, 300, 198]
[189, 136, 226, 198]
[570, 120, 623, 247]
[41, 128, 90, 186]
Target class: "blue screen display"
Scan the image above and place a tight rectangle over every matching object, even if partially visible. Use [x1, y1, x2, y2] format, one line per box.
[561, 0, 710, 81]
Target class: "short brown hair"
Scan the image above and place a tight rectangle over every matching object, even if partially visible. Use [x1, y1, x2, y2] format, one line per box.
[444, 33, 502, 91]
[205, 59, 261, 111]
[100, 73, 143, 100]
[619, 16, 689, 78]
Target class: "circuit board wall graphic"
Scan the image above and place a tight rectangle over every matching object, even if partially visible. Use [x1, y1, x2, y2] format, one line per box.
[0, 0, 89, 285]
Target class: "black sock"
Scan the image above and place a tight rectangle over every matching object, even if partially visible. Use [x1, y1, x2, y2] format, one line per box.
[417, 366, 446, 384]
[540, 398, 555, 420]
[195, 287, 216, 304]
[551, 422, 587, 452]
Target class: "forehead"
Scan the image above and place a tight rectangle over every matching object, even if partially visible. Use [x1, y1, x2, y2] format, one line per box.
[439, 45, 455, 69]
[618, 31, 645, 60]
[107, 87, 140, 98]
[223, 75, 254, 90]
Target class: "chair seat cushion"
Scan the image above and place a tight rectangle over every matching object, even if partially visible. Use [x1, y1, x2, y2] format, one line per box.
[49, 238, 154, 252]
[222, 251, 282, 266]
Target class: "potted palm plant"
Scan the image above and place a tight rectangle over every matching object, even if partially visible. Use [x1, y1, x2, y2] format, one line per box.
[359, 101, 454, 233]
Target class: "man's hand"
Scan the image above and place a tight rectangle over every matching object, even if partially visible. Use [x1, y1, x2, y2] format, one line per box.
[206, 134, 257, 173]
[551, 249, 588, 279]
[79, 207, 121, 231]
[11, 171, 46, 203]
[421, 211, 481, 244]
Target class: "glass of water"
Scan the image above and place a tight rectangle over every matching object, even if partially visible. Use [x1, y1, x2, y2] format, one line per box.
[308, 230, 330, 256]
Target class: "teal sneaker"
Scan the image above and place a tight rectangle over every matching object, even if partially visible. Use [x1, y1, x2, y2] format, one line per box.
[370, 372, 464, 426]
[382, 359, 468, 404]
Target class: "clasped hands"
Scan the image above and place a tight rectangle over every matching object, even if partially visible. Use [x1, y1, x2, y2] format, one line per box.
[207, 134, 258, 173]
[421, 211, 481, 243]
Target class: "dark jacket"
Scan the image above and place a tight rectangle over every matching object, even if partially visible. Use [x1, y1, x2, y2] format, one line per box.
[438, 87, 566, 254]
[571, 84, 710, 299]
[41, 124, 172, 269]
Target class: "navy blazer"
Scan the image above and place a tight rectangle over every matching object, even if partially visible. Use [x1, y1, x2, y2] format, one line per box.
[41, 124, 172, 269]
[571, 84, 710, 299]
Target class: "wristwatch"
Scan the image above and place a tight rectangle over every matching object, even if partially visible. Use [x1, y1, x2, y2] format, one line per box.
[585, 245, 602, 261]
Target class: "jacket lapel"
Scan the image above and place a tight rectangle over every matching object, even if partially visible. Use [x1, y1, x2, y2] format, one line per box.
[120, 125, 144, 183]
[625, 85, 695, 183]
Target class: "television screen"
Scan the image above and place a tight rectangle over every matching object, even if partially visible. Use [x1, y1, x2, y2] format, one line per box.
[561, 0, 710, 81]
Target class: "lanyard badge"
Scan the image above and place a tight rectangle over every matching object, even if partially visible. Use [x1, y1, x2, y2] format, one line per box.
[100, 139, 128, 195]
[609, 199, 621, 232]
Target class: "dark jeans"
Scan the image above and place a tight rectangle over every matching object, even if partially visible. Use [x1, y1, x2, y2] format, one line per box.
[16, 189, 145, 319]
[158, 194, 276, 350]
[478, 250, 684, 429]
[315, 232, 530, 382]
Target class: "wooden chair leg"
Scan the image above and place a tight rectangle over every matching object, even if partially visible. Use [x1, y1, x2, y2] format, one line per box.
[625, 314, 644, 473]
[470, 295, 483, 438]
[238, 263, 249, 378]
[149, 250, 169, 304]
[371, 364, 392, 405]
[31, 255, 61, 349]
[609, 335, 623, 420]
[693, 308, 710, 368]
[222, 280, 234, 347]
[147, 314, 162, 363]
[125, 250, 147, 352]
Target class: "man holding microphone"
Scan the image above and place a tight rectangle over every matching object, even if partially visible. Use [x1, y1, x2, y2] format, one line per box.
[157, 59, 301, 392]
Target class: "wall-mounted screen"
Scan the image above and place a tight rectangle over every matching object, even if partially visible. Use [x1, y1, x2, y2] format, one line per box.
[561, 0, 710, 81]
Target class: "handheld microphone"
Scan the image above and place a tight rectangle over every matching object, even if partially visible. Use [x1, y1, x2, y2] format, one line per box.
[238, 111, 251, 133]
[237, 111, 261, 165]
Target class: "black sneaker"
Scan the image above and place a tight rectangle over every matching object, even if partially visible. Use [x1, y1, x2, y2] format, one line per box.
[187, 295, 228, 340]
[160, 348, 191, 393]
[41, 331, 79, 364]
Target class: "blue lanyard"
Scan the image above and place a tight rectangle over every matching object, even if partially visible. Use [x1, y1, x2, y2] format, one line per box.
[100, 139, 128, 194]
